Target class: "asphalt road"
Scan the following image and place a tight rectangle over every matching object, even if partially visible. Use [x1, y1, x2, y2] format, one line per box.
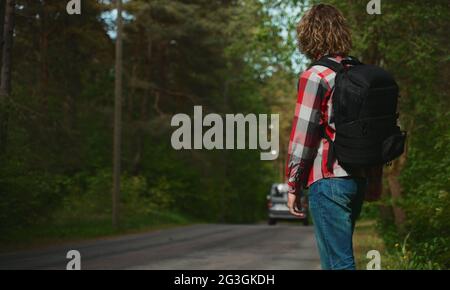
[0, 224, 320, 270]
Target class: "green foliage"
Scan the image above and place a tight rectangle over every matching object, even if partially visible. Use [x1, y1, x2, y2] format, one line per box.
[382, 234, 445, 270]
[53, 169, 175, 221]
[0, 169, 65, 230]
[1, 0, 286, 246]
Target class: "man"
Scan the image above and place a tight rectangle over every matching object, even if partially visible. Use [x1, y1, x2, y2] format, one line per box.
[285, 4, 382, 270]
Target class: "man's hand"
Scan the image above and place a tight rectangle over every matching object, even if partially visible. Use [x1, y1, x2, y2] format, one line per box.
[287, 192, 306, 218]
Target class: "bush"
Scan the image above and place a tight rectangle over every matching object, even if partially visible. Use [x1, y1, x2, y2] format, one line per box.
[54, 169, 176, 222]
[383, 234, 445, 270]
[0, 169, 66, 231]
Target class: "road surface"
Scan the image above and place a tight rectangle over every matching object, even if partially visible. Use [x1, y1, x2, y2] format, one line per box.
[0, 224, 320, 270]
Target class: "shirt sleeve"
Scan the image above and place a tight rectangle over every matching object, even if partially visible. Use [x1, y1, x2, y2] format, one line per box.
[285, 69, 328, 194]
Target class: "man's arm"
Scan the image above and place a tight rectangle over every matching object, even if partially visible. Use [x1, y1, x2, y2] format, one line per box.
[286, 69, 327, 207]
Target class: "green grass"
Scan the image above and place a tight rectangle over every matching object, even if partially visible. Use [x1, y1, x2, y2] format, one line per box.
[0, 210, 194, 252]
[354, 219, 386, 270]
[353, 219, 419, 270]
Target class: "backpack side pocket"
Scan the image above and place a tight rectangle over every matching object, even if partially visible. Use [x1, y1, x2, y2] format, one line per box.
[382, 130, 406, 163]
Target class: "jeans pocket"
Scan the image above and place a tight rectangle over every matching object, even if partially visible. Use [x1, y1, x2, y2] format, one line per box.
[308, 179, 325, 210]
[330, 178, 358, 207]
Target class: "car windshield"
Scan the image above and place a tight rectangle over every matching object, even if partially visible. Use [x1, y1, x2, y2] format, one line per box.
[272, 184, 288, 196]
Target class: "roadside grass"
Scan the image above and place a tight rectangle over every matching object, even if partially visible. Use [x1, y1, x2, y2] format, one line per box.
[354, 219, 385, 270]
[354, 219, 408, 270]
[0, 210, 194, 252]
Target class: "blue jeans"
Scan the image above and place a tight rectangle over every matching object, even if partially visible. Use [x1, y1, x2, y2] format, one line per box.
[309, 177, 366, 270]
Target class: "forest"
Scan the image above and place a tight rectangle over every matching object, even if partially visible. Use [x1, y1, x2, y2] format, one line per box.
[0, 0, 448, 269]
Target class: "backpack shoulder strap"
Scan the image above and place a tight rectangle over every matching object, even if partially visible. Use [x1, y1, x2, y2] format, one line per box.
[300, 57, 343, 92]
[310, 57, 344, 73]
[310, 55, 362, 73]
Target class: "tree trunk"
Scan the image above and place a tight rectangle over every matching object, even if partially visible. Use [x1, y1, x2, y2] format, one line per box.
[39, 1, 49, 114]
[0, 0, 15, 154]
[112, 0, 123, 228]
[386, 152, 407, 231]
[0, 0, 5, 68]
[386, 88, 411, 232]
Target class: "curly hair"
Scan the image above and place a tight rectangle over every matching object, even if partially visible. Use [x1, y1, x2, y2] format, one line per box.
[296, 4, 352, 60]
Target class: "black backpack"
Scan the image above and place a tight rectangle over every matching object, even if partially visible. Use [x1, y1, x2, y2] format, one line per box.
[311, 56, 407, 171]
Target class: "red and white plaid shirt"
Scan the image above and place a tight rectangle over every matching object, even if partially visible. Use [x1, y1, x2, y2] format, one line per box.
[286, 55, 351, 194]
